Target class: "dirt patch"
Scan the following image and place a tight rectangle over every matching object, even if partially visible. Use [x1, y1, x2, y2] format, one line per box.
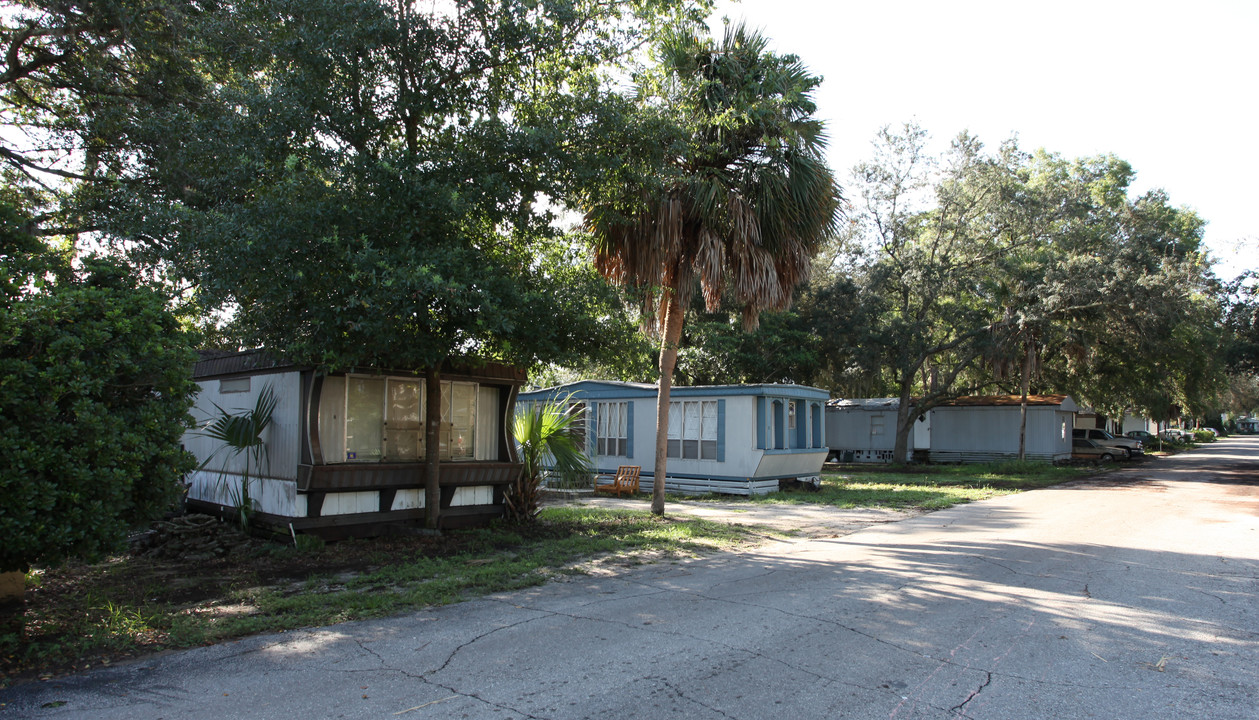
[0, 515, 579, 684]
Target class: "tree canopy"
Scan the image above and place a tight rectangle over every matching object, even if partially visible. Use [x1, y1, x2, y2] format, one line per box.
[3, 0, 714, 373]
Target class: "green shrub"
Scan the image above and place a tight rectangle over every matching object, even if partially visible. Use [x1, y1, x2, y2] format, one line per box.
[0, 229, 197, 572]
[1192, 429, 1216, 443]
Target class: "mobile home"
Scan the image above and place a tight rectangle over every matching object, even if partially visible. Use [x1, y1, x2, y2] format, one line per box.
[518, 381, 830, 495]
[184, 351, 526, 537]
[926, 395, 1078, 463]
[825, 398, 929, 463]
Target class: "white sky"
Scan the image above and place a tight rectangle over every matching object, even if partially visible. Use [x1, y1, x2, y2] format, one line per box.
[710, 0, 1259, 280]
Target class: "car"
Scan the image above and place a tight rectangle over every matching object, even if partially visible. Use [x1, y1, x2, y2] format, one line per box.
[1159, 428, 1193, 442]
[1125, 430, 1158, 444]
[1073, 428, 1143, 458]
[1072, 438, 1117, 463]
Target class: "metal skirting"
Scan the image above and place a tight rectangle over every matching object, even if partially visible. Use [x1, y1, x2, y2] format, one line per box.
[927, 451, 1062, 464]
[660, 477, 781, 496]
[827, 448, 905, 463]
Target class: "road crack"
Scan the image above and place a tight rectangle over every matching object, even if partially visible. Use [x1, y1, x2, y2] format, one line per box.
[949, 671, 992, 715]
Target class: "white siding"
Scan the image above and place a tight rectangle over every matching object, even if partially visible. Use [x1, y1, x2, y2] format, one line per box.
[391, 489, 426, 510]
[320, 491, 378, 516]
[1121, 416, 1154, 434]
[183, 370, 303, 482]
[451, 486, 494, 506]
[914, 414, 930, 450]
[185, 470, 299, 517]
[752, 449, 829, 478]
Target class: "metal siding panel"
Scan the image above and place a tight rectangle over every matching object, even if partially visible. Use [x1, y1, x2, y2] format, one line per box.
[752, 449, 829, 478]
[320, 491, 379, 515]
[390, 489, 425, 510]
[268, 371, 303, 481]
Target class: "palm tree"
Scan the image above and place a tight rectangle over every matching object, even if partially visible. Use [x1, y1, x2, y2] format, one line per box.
[197, 384, 278, 529]
[508, 397, 592, 523]
[583, 24, 842, 514]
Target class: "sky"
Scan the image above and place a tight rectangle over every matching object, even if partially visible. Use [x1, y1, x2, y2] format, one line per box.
[709, 0, 1259, 280]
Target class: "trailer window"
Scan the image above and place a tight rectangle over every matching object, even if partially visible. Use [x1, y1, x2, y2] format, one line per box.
[334, 376, 477, 463]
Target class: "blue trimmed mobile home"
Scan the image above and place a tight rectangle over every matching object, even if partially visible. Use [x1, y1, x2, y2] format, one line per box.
[518, 381, 831, 495]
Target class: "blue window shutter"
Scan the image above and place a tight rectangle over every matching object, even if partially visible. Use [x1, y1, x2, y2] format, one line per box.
[756, 397, 766, 449]
[795, 401, 807, 448]
[812, 403, 823, 448]
[588, 404, 597, 457]
[773, 400, 785, 449]
[717, 399, 726, 462]
[626, 401, 634, 458]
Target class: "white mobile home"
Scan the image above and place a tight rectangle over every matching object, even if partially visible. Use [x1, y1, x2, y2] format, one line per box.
[926, 395, 1078, 463]
[518, 381, 830, 495]
[184, 351, 527, 537]
[1120, 416, 1159, 435]
[825, 398, 929, 463]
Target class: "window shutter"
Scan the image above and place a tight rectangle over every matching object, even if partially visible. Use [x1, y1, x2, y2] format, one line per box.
[626, 401, 634, 458]
[588, 403, 597, 457]
[717, 399, 726, 462]
[811, 403, 823, 448]
[756, 397, 766, 449]
[795, 400, 807, 449]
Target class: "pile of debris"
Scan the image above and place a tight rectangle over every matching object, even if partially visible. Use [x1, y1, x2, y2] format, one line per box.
[131, 513, 253, 561]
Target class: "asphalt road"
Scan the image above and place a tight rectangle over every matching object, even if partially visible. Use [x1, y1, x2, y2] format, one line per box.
[3, 438, 1257, 719]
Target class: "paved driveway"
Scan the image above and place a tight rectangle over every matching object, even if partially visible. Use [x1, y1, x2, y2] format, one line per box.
[4, 439, 1257, 719]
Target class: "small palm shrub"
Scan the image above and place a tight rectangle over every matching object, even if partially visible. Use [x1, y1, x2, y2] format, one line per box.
[196, 385, 277, 529]
[507, 398, 591, 523]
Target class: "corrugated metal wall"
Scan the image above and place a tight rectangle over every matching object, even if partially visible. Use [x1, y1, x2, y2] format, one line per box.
[928, 405, 1070, 460]
[825, 408, 898, 452]
[183, 370, 303, 482]
[186, 470, 299, 516]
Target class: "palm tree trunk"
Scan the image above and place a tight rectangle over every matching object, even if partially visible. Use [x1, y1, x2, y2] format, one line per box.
[652, 289, 685, 515]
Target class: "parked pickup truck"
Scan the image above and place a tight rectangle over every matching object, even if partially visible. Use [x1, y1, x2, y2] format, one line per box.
[1072, 428, 1143, 458]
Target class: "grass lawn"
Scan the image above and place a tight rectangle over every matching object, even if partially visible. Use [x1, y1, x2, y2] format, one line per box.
[0, 507, 762, 686]
[676, 460, 1104, 511]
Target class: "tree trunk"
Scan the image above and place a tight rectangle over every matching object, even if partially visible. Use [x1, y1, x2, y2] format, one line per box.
[892, 374, 914, 463]
[425, 366, 442, 530]
[652, 290, 686, 515]
[1018, 341, 1033, 461]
